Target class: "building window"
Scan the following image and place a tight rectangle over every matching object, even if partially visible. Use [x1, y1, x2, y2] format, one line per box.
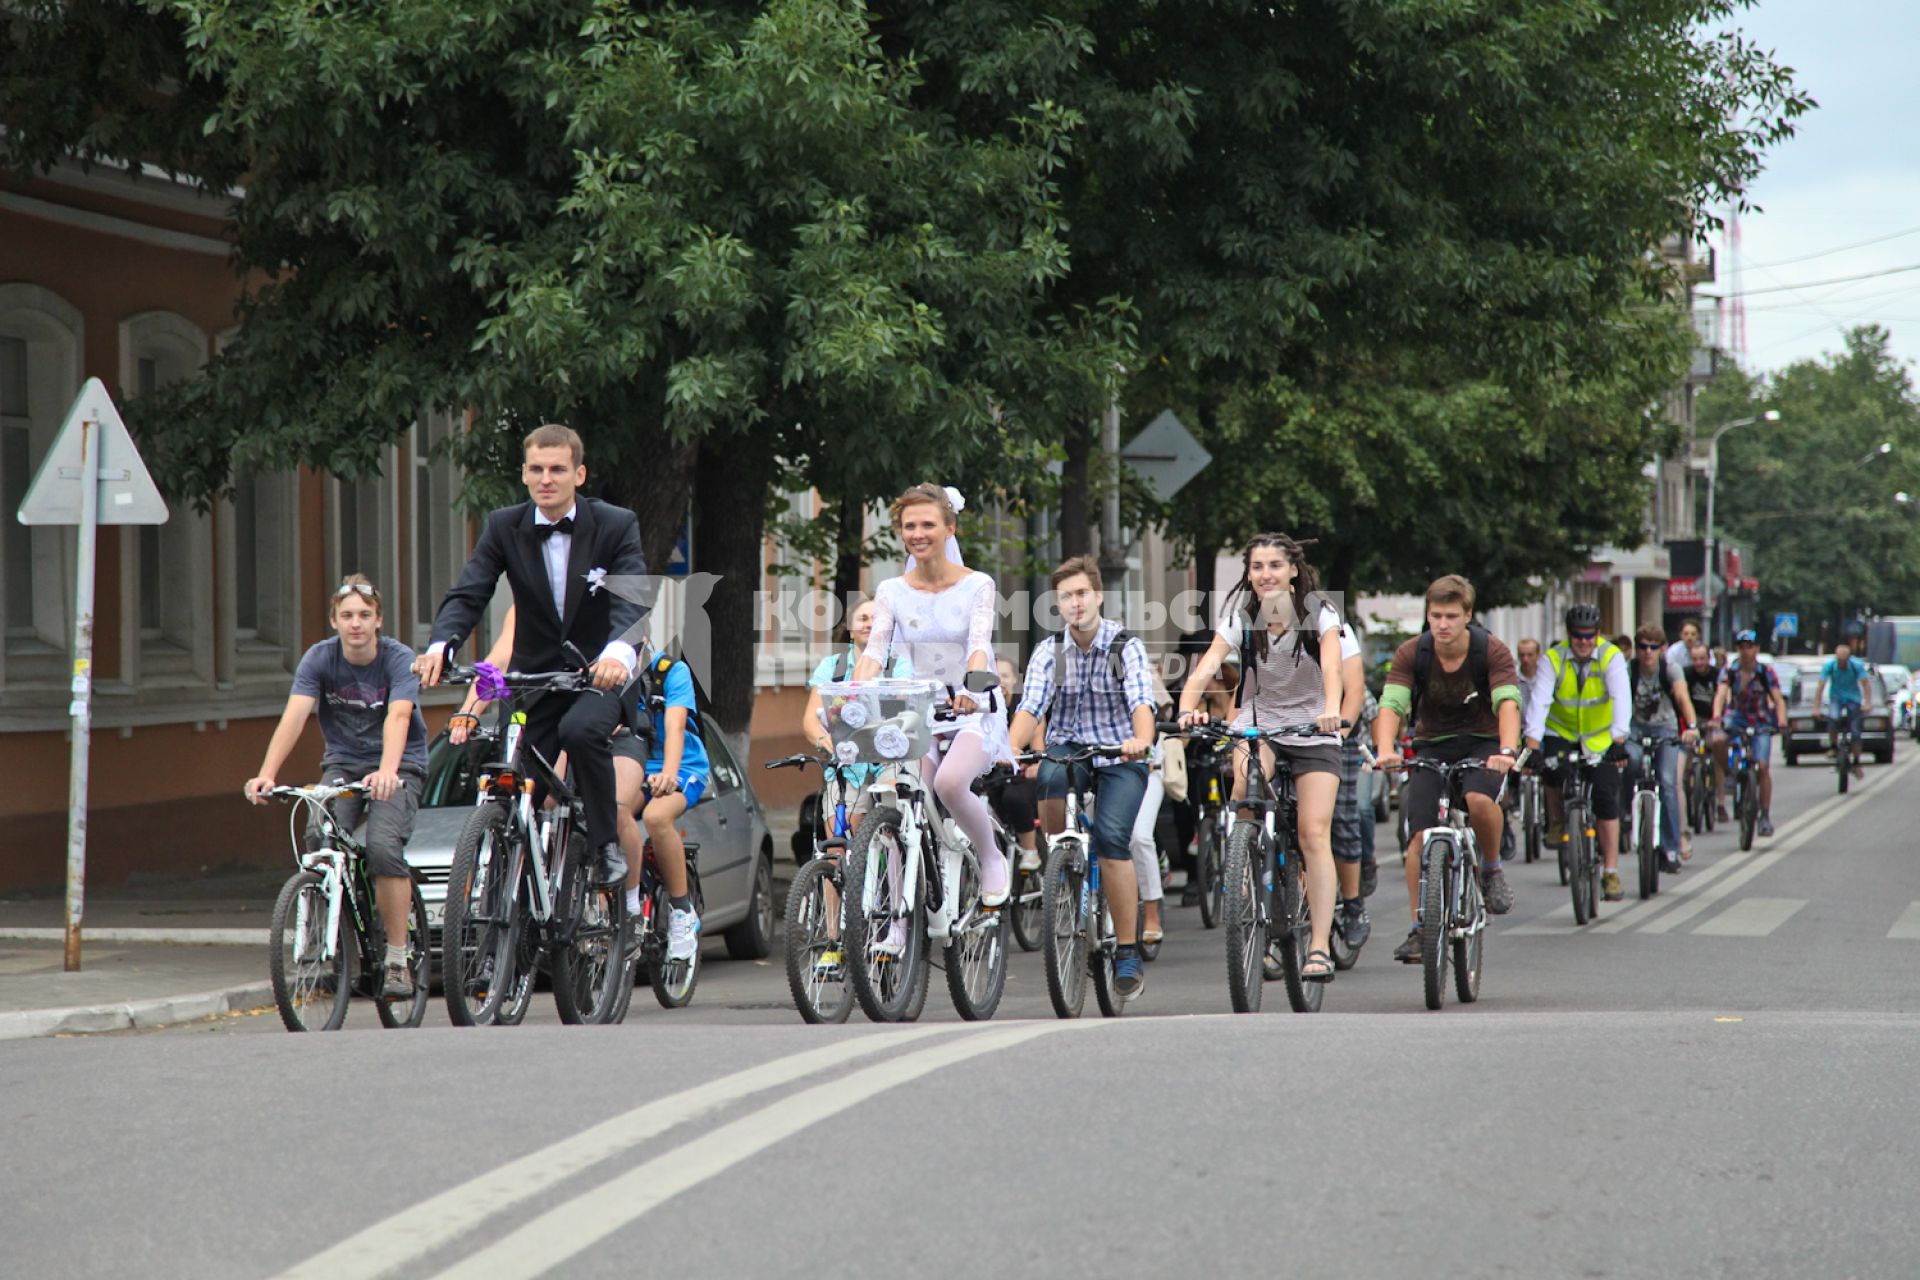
[0, 285, 83, 679]
[226, 469, 298, 673]
[121, 311, 210, 677]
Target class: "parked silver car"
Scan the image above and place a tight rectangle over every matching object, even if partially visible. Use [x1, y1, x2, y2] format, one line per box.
[405, 714, 777, 962]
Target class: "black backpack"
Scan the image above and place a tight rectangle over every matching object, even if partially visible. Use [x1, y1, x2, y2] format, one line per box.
[1407, 622, 1492, 730]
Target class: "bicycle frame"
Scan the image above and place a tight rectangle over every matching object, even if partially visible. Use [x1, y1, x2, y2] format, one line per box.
[1409, 761, 1502, 940]
[280, 789, 370, 967]
[1629, 736, 1666, 852]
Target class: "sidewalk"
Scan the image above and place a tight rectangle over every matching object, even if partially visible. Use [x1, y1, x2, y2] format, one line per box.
[0, 867, 282, 1040]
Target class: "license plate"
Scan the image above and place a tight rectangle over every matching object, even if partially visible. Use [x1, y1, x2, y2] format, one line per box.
[425, 902, 445, 929]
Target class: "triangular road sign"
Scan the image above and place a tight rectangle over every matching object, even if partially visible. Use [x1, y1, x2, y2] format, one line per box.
[16, 377, 169, 525]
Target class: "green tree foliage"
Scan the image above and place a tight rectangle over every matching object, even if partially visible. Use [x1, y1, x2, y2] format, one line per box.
[1700, 328, 1920, 635]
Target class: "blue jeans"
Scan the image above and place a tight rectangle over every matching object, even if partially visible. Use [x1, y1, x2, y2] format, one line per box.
[1036, 746, 1150, 862]
[1626, 725, 1681, 855]
[1829, 701, 1864, 751]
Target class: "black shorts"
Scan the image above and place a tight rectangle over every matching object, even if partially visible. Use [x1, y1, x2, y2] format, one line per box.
[1538, 736, 1622, 822]
[993, 775, 1039, 836]
[1236, 739, 1342, 779]
[1404, 737, 1504, 833]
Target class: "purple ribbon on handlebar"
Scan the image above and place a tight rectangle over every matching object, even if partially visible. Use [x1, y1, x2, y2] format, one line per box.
[473, 661, 511, 703]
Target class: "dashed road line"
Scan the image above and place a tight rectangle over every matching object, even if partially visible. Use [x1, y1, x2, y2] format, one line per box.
[1887, 902, 1920, 940]
[1693, 897, 1808, 937]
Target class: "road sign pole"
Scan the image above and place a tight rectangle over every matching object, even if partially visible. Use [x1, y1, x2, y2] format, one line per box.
[62, 415, 98, 973]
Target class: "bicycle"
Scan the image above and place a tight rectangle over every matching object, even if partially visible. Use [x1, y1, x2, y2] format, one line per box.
[1626, 733, 1667, 902]
[1685, 736, 1716, 835]
[1028, 742, 1137, 1018]
[440, 657, 630, 1027]
[1825, 705, 1862, 795]
[1174, 719, 1343, 1015]
[1725, 723, 1762, 851]
[1390, 754, 1515, 1010]
[263, 782, 430, 1032]
[832, 676, 1008, 1023]
[1519, 770, 1544, 864]
[1545, 745, 1608, 926]
[767, 752, 864, 1024]
[1190, 740, 1233, 929]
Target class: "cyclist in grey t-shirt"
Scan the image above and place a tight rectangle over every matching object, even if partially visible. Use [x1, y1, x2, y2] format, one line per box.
[245, 576, 427, 998]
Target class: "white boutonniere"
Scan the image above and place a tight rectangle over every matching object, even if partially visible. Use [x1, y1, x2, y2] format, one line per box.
[584, 567, 607, 596]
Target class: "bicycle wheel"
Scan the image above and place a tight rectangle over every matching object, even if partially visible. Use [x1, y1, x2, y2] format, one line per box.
[843, 808, 927, 1023]
[1041, 837, 1091, 1018]
[549, 834, 629, 1024]
[648, 882, 701, 1010]
[269, 869, 352, 1032]
[1328, 903, 1357, 972]
[1556, 818, 1570, 886]
[1091, 903, 1126, 1019]
[1523, 784, 1542, 864]
[1837, 735, 1850, 794]
[784, 857, 853, 1024]
[945, 848, 1008, 1021]
[374, 870, 432, 1030]
[1010, 857, 1045, 952]
[1419, 833, 1451, 1011]
[1737, 772, 1757, 851]
[1221, 822, 1266, 1014]
[1452, 849, 1484, 1005]
[1635, 791, 1659, 901]
[1274, 840, 1321, 1014]
[442, 804, 520, 1027]
[1196, 817, 1221, 930]
[1568, 814, 1594, 926]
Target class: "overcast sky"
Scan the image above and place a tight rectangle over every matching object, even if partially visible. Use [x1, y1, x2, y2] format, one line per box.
[1712, 1, 1920, 376]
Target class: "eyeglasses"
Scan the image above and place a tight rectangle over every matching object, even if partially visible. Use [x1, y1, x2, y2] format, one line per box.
[334, 583, 377, 600]
[1636, 642, 1661, 651]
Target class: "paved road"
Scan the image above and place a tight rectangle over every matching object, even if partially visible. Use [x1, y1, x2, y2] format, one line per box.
[6, 751, 1918, 1277]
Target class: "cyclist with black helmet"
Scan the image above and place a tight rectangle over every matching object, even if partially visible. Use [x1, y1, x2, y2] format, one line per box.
[1523, 604, 1632, 901]
[1711, 629, 1788, 837]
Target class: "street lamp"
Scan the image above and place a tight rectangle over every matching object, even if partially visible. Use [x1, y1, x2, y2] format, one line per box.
[1700, 409, 1782, 648]
[1852, 441, 1894, 468]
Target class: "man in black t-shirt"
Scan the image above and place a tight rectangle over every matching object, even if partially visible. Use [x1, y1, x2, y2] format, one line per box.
[1685, 642, 1725, 818]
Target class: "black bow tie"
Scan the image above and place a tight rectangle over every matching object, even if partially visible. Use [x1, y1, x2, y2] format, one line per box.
[536, 516, 574, 540]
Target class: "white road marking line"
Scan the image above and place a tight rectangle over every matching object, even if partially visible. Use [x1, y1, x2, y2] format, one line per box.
[277, 1027, 965, 1280]
[1693, 897, 1808, 937]
[1887, 903, 1920, 940]
[435, 1021, 1074, 1280]
[1589, 853, 1754, 933]
[1504, 902, 1575, 936]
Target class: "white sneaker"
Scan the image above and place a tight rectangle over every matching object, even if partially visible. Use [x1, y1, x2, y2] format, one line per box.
[1017, 848, 1042, 873]
[873, 919, 907, 958]
[666, 906, 702, 963]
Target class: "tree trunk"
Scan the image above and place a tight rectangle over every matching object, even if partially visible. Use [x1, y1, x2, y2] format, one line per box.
[692, 440, 765, 741]
[1059, 422, 1092, 558]
[604, 436, 699, 575]
[833, 490, 866, 618]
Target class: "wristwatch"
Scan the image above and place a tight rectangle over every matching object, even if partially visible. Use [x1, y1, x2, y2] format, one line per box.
[1496, 746, 1516, 757]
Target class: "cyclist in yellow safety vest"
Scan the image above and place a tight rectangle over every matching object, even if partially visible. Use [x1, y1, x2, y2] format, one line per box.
[1522, 604, 1633, 902]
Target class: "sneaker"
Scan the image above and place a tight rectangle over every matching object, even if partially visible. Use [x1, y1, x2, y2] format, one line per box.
[1017, 847, 1041, 874]
[814, 947, 845, 979]
[382, 959, 414, 1000]
[1340, 898, 1372, 948]
[1113, 947, 1146, 1000]
[1602, 871, 1623, 901]
[1358, 859, 1379, 900]
[1482, 866, 1514, 915]
[874, 919, 907, 959]
[1180, 882, 1202, 907]
[666, 905, 702, 963]
[1393, 926, 1422, 964]
[1661, 852, 1683, 875]
[1758, 814, 1775, 838]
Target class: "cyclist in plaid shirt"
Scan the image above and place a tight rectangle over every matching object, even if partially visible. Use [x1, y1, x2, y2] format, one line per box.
[1010, 556, 1157, 1000]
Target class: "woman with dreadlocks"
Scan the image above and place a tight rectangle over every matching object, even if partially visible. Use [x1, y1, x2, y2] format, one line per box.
[1176, 532, 1345, 982]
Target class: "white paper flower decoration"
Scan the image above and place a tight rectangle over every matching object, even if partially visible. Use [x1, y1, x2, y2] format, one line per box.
[873, 724, 911, 760]
[837, 700, 870, 729]
[835, 740, 860, 766]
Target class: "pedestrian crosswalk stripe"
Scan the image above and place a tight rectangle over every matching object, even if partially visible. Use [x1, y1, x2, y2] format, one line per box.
[1887, 902, 1920, 940]
[1590, 852, 1754, 934]
[1693, 897, 1807, 937]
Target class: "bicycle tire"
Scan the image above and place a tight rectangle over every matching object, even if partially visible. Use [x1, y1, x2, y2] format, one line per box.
[1011, 858, 1045, 952]
[1041, 838, 1091, 1019]
[550, 834, 630, 1024]
[1635, 791, 1659, 901]
[1196, 817, 1221, 930]
[1738, 770, 1757, 851]
[373, 870, 432, 1030]
[784, 857, 853, 1024]
[1420, 833, 1451, 1011]
[1837, 735, 1850, 795]
[648, 881, 701, 1010]
[843, 808, 926, 1023]
[1329, 909, 1358, 971]
[1453, 845, 1484, 1005]
[1568, 812, 1594, 926]
[1523, 783, 1542, 864]
[945, 848, 1008, 1021]
[1221, 822, 1266, 1014]
[269, 869, 352, 1032]
[1274, 838, 1321, 1014]
[1091, 901, 1125, 1019]
[1557, 820, 1571, 886]
[490, 914, 537, 1026]
[442, 804, 517, 1027]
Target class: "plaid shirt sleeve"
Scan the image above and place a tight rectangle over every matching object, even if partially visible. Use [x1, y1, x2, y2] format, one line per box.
[1121, 635, 1155, 715]
[1016, 638, 1057, 721]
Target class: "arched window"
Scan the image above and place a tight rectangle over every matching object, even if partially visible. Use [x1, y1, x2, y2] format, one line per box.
[0, 283, 83, 688]
[118, 310, 211, 682]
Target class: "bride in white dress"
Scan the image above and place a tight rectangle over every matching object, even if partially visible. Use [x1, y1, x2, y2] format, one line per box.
[853, 483, 1011, 906]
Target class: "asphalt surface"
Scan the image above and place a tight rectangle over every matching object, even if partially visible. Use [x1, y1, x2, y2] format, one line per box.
[6, 750, 1918, 1278]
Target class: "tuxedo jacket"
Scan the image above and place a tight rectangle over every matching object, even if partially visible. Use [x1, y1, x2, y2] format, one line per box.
[431, 498, 648, 671]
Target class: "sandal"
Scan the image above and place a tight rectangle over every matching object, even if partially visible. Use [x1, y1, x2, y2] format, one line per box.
[1302, 949, 1336, 983]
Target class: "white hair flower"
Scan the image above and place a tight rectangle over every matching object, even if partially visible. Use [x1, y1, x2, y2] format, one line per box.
[943, 485, 966, 514]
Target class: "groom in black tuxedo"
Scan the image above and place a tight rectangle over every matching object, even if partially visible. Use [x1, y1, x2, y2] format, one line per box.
[415, 423, 648, 885]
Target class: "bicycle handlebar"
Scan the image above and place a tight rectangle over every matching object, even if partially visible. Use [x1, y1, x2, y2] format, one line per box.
[441, 663, 594, 694]
[1162, 719, 1347, 742]
[267, 782, 369, 803]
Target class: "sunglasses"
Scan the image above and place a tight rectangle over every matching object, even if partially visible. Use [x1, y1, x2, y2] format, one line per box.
[1636, 642, 1662, 651]
[333, 583, 377, 600]
[1569, 631, 1598, 641]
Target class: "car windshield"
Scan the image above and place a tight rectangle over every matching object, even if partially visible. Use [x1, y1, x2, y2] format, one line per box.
[421, 731, 485, 808]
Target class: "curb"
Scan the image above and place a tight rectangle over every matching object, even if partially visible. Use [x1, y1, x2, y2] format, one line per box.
[0, 927, 269, 946]
[0, 981, 276, 1041]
